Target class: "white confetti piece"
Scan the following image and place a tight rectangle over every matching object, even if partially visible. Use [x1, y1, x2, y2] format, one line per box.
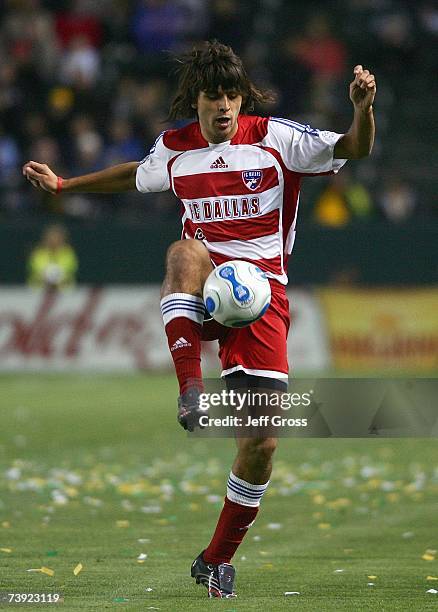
[206, 495, 221, 503]
[6, 467, 21, 480]
[267, 523, 282, 530]
[141, 505, 161, 514]
[138, 538, 150, 544]
[334, 569, 345, 573]
[137, 553, 148, 560]
[426, 589, 438, 594]
[367, 582, 375, 586]
[284, 591, 300, 596]
[253, 535, 261, 541]
[240, 556, 247, 561]
[402, 531, 414, 538]
[145, 587, 153, 592]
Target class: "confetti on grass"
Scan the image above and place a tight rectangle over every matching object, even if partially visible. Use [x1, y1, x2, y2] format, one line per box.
[116, 520, 130, 528]
[426, 589, 438, 594]
[27, 567, 55, 576]
[427, 576, 438, 581]
[73, 563, 83, 576]
[0, 548, 12, 553]
[284, 591, 300, 596]
[422, 553, 435, 561]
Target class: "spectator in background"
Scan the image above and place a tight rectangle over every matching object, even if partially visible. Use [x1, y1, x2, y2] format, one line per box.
[61, 34, 101, 90]
[292, 14, 347, 117]
[0, 123, 20, 188]
[131, 0, 188, 55]
[55, 0, 104, 49]
[69, 115, 104, 174]
[379, 177, 417, 223]
[313, 170, 373, 227]
[27, 224, 78, 289]
[104, 118, 144, 166]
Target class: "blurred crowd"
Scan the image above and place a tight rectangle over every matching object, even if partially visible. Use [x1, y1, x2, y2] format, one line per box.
[0, 0, 437, 225]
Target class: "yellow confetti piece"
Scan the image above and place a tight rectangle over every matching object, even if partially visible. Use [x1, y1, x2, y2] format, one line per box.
[318, 523, 331, 530]
[427, 576, 438, 581]
[116, 520, 130, 528]
[386, 493, 400, 503]
[40, 567, 55, 576]
[73, 563, 83, 576]
[422, 554, 435, 561]
[261, 563, 274, 569]
[367, 478, 381, 489]
[0, 548, 12, 553]
[327, 498, 352, 510]
[368, 575, 377, 579]
[426, 549, 437, 555]
[312, 494, 326, 505]
[1, 521, 10, 528]
[259, 551, 270, 556]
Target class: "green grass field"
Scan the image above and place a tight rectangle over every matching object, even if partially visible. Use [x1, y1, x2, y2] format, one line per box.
[0, 374, 437, 611]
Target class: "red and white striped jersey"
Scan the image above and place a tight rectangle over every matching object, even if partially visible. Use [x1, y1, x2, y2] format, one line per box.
[136, 115, 346, 284]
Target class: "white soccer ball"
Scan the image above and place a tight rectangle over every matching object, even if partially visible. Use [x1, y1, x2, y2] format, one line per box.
[203, 260, 271, 328]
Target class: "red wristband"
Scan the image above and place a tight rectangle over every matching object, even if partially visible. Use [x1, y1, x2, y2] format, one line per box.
[56, 176, 64, 194]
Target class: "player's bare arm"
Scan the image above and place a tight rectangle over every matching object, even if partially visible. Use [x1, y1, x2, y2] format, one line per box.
[334, 65, 376, 159]
[22, 161, 138, 194]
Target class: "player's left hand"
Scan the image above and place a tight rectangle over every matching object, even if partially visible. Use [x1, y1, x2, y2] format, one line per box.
[349, 65, 376, 112]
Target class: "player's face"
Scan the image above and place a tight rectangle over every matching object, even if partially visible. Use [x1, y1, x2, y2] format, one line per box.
[195, 87, 242, 144]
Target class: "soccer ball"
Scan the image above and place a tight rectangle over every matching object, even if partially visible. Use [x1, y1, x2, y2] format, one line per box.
[203, 260, 271, 328]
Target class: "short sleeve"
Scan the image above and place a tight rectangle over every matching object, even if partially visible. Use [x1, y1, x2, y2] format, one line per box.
[136, 132, 171, 193]
[265, 118, 347, 175]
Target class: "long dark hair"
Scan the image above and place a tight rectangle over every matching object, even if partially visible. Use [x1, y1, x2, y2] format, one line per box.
[168, 40, 275, 120]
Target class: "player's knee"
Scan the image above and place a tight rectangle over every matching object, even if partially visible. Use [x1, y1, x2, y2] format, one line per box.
[166, 239, 210, 272]
[244, 437, 278, 463]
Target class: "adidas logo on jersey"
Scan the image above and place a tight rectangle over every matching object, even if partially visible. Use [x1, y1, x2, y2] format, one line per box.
[210, 156, 228, 169]
[171, 337, 192, 351]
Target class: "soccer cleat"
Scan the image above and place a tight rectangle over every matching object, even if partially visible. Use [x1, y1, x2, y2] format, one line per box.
[177, 387, 205, 431]
[191, 551, 237, 598]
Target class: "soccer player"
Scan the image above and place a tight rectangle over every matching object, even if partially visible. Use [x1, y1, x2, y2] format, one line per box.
[23, 41, 376, 598]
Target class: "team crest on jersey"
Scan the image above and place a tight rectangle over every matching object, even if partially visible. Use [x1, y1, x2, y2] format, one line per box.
[194, 228, 205, 240]
[242, 170, 263, 191]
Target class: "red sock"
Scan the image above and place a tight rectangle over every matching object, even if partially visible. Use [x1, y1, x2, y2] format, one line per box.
[161, 293, 205, 395]
[164, 316, 203, 394]
[203, 497, 259, 564]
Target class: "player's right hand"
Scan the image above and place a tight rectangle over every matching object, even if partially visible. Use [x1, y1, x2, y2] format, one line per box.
[22, 161, 58, 194]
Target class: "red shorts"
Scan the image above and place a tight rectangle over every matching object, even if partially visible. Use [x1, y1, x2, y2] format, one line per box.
[202, 282, 290, 380]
